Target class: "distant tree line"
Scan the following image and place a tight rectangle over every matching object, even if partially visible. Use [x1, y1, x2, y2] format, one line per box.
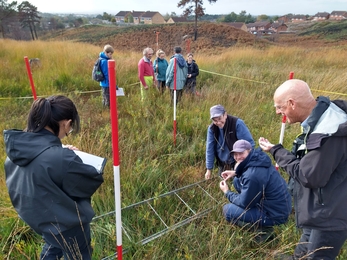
[0, 0, 41, 40]
[219, 10, 256, 23]
[218, 11, 279, 23]
[0, 0, 108, 40]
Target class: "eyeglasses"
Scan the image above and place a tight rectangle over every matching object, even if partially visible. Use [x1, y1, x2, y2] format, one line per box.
[66, 128, 73, 136]
[274, 100, 289, 111]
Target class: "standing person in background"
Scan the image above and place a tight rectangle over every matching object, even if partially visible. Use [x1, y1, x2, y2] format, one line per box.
[153, 49, 168, 94]
[184, 53, 199, 95]
[166, 46, 188, 105]
[4, 95, 104, 260]
[99, 44, 114, 108]
[205, 104, 255, 179]
[138, 47, 156, 90]
[259, 79, 347, 259]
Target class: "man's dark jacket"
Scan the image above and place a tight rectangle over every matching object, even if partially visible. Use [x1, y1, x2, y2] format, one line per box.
[270, 97, 347, 231]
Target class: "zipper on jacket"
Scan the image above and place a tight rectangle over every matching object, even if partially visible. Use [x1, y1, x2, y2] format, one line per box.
[318, 188, 324, 205]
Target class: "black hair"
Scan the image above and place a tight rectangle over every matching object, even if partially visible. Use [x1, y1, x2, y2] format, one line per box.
[174, 46, 182, 54]
[26, 95, 80, 136]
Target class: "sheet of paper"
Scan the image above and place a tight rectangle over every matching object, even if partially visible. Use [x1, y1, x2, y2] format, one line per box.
[74, 150, 107, 173]
[116, 88, 125, 96]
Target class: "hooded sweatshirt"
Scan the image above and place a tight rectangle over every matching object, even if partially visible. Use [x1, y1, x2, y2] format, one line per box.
[4, 129, 104, 235]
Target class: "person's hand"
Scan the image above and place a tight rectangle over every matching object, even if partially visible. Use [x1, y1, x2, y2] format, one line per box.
[205, 169, 212, 180]
[221, 170, 236, 181]
[144, 85, 149, 90]
[259, 137, 275, 152]
[219, 180, 229, 194]
[62, 144, 79, 151]
[188, 74, 191, 78]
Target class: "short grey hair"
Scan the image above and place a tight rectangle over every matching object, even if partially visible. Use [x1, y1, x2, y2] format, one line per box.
[143, 47, 153, 55]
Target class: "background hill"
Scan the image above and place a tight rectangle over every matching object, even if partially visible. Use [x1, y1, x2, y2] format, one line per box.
[40, 22, 270, 54]
[40, 20, 347, 54]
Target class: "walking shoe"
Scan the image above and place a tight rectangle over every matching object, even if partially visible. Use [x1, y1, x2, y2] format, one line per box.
[253, 226, 275, 243]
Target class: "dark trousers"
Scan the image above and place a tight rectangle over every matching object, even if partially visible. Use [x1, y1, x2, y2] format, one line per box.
[294, 228, 347, 259]
[157, 80, 166, 94]
[101, 87, 110, 107]
[170, 89, 183, 105]
[40, 223, 92, 260]
[184, 79, 196, 94]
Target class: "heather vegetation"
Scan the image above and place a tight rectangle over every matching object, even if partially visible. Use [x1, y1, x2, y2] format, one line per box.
[1, 37, 347, 259]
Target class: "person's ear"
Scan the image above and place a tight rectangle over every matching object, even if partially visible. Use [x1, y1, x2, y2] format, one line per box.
[288, 99, 295, 109]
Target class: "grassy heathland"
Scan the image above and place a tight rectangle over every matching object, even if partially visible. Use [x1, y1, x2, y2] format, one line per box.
[1, 38, 347, 259]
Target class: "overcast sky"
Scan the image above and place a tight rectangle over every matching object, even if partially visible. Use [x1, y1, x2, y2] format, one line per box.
[27, 0, 346, 16]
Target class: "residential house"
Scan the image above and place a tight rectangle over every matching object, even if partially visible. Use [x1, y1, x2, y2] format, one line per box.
[166, 17, 192, 24]
[268, 23, 288, 33]
[312, 12, 330, 21]
[140, 11, 166, 24]
[277, 14, 293, 24]
[291, 15, 307, 23]
[115, 11, 166, 24]
[246, 21, 271, 34]
[225, 22, 248, 32]
[115, 11, 131, 23]
[127, 11, 146, 24]
[329, 11, 347, 20]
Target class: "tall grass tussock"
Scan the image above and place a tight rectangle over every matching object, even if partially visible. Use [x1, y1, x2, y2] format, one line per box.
[1, 38, 347, 259]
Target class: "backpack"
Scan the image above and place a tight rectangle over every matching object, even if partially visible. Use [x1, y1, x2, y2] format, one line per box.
[92, 58, 105, 82]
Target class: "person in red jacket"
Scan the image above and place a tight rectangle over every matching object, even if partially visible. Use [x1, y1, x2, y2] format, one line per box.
[138, 47, 156, 90]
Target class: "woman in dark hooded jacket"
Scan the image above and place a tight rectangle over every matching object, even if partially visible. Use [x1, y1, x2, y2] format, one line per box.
[184, 53, 199, 94]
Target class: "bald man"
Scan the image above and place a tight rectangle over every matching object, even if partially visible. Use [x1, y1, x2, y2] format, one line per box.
[259, 79, 347, 259]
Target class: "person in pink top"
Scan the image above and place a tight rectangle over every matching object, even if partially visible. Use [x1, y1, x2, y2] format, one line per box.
[138, 47, 156, 90]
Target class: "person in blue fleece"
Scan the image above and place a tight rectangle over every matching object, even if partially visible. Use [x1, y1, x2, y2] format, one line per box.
[153, 49, 168, 94]
[99, 44, 114, 107]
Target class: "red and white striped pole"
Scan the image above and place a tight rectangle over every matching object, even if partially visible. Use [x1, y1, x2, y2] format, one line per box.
[276, 71, 294, 170]
[24, 56, 37, 100]
[108, 60, 123, 259]
[173, 58, 177, 146]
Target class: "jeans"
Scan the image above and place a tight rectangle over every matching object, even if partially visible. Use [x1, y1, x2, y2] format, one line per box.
[40, 223, 92, 260]
[101, 87, 110, 107]
[294, 228, 347, 260]
[222, 178, 285, 227]
[222, 203, 277, 227]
